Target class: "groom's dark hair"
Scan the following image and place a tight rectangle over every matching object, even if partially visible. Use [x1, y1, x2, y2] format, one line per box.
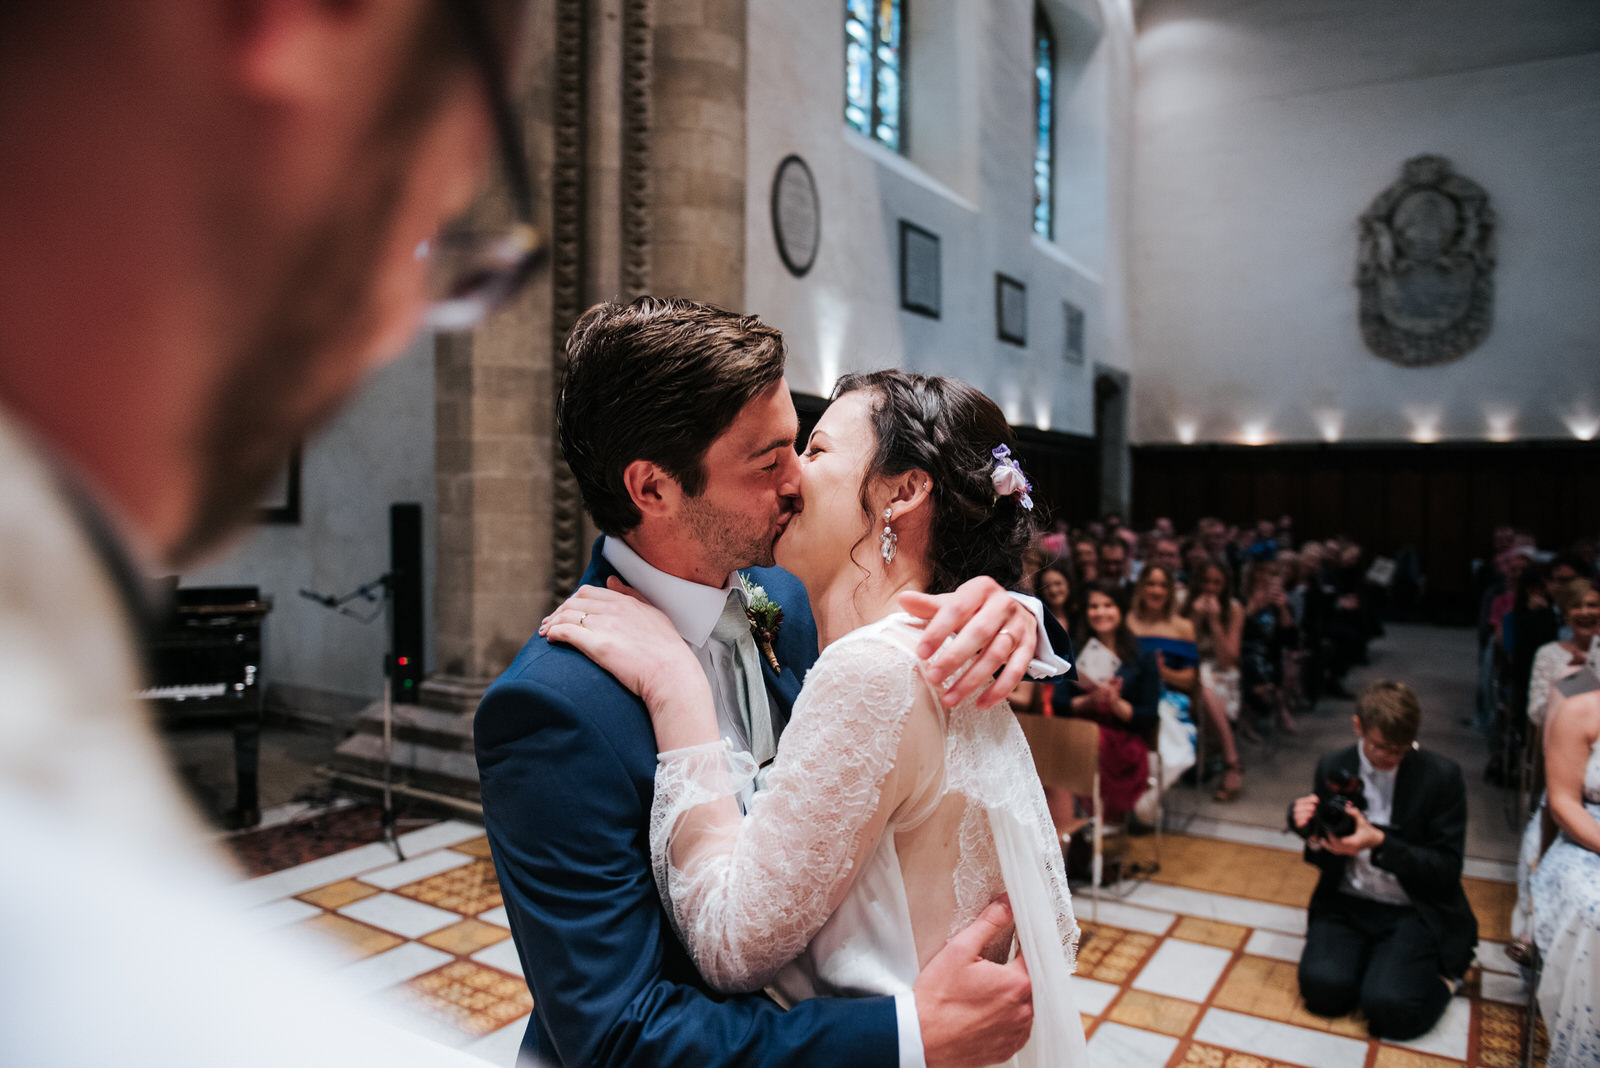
[559, 296, 788, 535]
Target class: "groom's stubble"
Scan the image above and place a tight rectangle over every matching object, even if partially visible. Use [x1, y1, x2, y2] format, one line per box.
[678, 489, 781, 576]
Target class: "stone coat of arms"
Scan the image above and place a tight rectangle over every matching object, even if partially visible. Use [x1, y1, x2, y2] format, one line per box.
[1357, 155, 1495, 367]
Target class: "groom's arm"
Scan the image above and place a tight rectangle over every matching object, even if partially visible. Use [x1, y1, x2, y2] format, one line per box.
[475, 665, 900, 1068]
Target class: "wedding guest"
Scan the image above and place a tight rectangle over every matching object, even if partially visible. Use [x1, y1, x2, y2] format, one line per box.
[1127, 564, 1201, 808]
[1528, 680, 1600, 1067]
[1018, 543, 1050, 595]
[1527, 579, 1599, 728]
[1037, 563, 1078, 637]
[1059, 582, 1160, 823]
[1073, 538, 1101, 584]
[1099, 539, 1132, 589]
[1239, 561, 1297, 739]
[1151, 536, 1187, 605]
[1181, 560, 1247, 800]
[0, 3, 539, 1066]
[1491, 564, 1560, 785]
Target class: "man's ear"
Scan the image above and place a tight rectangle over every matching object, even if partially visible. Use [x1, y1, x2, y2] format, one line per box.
[884, 470, 932, 523]
[230, 0, 399, 105]
[623, 459, 681, 521]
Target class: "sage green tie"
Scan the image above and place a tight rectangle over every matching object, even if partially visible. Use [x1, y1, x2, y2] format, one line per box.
[711, 589, 777, 768]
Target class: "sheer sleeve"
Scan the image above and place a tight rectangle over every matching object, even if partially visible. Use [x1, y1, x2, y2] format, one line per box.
[648, 631, 924, 993]
[1528, 642, 1565, 728]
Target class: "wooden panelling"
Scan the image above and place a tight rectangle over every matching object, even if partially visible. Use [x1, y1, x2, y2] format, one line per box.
[1131, 441, 1600, 620]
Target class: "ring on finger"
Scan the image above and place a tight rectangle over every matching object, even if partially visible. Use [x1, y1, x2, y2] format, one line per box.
[995, 629, 1017, 653]
[578, 612, 590, 628]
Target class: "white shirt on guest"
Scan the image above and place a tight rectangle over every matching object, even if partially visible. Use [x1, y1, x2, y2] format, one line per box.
[1339, 742, 1412, 907]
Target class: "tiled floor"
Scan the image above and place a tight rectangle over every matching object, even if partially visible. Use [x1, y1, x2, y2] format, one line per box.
[235, 820, 1542, 1068]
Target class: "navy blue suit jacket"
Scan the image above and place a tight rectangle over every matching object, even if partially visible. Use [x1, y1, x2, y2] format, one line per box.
[474, 540, 900, 1068]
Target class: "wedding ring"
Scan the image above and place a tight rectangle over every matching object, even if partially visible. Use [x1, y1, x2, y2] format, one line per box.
[578, 612, 589, 628]
[996, 629, 1017, 653]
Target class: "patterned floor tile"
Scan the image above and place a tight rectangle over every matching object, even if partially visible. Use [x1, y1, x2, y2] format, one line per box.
[296, 878, 381, 910]
[1174, 916, 1251, 950]
[1212, 955, 1369, 1038]
[452, 836, 495, 859]
[296, 912, 404, 961]
[1476, 1001, 1547, 1068]
[1177, 1041, 1304, 1068]
[1109, 989, 1202, 1036]
[1076, 923, 1161, 985]
[1126, 835, 1319, 908]
[1372, 1045, 1464, 1068]
[395, 858, 503, 916]
[395, 960, 535, 1039]
[421, 918, 512, 956]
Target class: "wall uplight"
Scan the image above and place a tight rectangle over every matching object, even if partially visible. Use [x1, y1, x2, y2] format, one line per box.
[1174, 419, 1199, 445]
[1485, 408, 1516, 443]
[1405, 405, 1441, 444]
[1032, 399, 1052, 432]
[1313, 409, 1344, 444]
[1239, 421, 1270, 447]
[1566, 416, 1599, 442]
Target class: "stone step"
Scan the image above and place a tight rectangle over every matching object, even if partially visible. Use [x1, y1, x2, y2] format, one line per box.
[328, 730, 481, 804]
[350, 700, 475, 753]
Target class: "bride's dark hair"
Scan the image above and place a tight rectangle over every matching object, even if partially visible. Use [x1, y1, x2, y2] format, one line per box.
[831, 370, 1039, 595]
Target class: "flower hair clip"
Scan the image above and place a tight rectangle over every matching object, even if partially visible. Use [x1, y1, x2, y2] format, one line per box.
[991, 444, 1034, 510]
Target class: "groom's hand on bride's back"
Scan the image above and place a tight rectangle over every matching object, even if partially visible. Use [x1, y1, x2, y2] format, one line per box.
[900, 576, 1040, 708]
[914, 897, 1033, 1068]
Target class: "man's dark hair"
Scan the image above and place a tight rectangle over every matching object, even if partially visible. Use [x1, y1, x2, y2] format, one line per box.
[830, 371, 1039, 595]
[557, 297, 787, 536]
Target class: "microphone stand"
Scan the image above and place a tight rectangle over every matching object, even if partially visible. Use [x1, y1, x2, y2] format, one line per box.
[300, 575, 423, 861]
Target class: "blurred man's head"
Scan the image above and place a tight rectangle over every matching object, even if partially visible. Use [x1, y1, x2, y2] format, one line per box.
[1353, 680, 1421, 771]
[0, 1, 525, 565]
[1099, 539, 1128, 581]
[1152, 537, 1182, 576]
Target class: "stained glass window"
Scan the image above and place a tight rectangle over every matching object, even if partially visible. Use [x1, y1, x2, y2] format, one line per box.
[845, 0, 903, 151]
[1033, 7, 1055, 239]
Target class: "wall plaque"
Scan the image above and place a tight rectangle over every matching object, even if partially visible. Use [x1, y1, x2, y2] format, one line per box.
[771, 155, 820, 277]
[1357, 155, 1495, 367]
[900, 220, 941, 318]
[996, 273, 1027, 346]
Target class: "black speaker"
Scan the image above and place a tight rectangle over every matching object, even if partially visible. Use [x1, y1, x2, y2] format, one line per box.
[390, 502, 425, 702]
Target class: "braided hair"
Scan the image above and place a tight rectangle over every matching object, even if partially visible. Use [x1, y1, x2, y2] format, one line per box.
[831, 371, 1039, 595]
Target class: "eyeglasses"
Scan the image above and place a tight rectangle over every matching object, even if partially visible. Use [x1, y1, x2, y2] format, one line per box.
[422, 0, 546, 333]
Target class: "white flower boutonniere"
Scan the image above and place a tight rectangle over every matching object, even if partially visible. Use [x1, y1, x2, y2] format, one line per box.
[739, 574, 784, 673]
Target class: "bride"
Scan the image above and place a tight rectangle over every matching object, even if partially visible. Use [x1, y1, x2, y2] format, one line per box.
[545, 370, 1086, 1067]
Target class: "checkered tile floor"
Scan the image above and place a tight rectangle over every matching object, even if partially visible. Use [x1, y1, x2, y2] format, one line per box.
[232, 820, 1541, 1067]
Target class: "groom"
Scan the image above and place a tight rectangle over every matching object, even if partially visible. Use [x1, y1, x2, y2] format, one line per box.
[476, 297, 1064, 1068]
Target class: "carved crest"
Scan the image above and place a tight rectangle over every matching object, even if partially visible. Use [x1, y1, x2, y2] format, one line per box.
[1357, 155, 1494, 367]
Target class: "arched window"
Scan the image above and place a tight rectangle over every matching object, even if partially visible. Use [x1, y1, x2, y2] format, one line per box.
[845, 0, 904, 151]
[1033, 6, 1055, 238]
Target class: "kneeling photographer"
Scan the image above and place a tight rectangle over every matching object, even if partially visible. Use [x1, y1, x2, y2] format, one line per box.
[1288, 681, 1478, 1040]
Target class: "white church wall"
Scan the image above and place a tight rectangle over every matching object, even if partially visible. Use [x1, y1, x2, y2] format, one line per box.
[181, 332, 437, 718]
[1131, 0, 1600, 445]
[744, 0, 1137, 439]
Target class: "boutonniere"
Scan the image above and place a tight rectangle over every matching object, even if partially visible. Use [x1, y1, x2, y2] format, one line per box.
[739, 574, 784, 672]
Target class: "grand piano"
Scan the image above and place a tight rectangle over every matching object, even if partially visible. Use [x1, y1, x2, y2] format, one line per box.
[140, 585, 271, 828]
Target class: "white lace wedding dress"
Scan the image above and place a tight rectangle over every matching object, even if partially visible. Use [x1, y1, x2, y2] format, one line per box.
[650, 614, 1087, 1068]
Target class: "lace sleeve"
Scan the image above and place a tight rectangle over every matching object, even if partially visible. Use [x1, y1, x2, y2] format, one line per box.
[648, 631, 922, 993]
[1528, 643, 1563, 728]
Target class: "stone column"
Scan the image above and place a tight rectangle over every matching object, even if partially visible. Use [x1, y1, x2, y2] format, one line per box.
[650, 0, 747, 305]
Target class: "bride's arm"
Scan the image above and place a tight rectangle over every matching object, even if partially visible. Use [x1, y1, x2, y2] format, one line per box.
[653, 633, 929, 992]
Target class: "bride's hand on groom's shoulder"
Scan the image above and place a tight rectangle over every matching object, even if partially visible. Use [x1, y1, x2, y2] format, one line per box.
[541, 579, 709, 717]
[899, 577, 1039, 710]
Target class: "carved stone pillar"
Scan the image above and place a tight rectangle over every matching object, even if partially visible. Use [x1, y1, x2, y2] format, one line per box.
[649, 0, 747, 306]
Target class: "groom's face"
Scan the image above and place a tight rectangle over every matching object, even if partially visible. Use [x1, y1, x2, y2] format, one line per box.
[676, 379, 802, 573]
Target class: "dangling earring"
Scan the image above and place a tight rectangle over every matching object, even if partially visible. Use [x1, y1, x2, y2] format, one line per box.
[879, 507, 898, 564]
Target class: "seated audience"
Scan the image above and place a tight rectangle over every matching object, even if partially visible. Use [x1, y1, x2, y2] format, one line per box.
[1058, 582, 1160, 824]
[1528, 579, 1599, 727]
[1292, 681, 1477, 1041]
[1150, 536, 1187, 605]
[1037, 562, 1078, 637]
[1072, 537, 1100, 584]
[1127, 564, 1200, 798]
[1528, 678, 1600, 1067]
[1491, 562, 1560, 784]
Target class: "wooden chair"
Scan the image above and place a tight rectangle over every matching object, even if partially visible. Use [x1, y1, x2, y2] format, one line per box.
[1015, 713, 1103, 922]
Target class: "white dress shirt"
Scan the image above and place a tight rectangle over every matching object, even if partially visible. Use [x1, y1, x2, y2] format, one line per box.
[1339, 742, 1412, 907]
